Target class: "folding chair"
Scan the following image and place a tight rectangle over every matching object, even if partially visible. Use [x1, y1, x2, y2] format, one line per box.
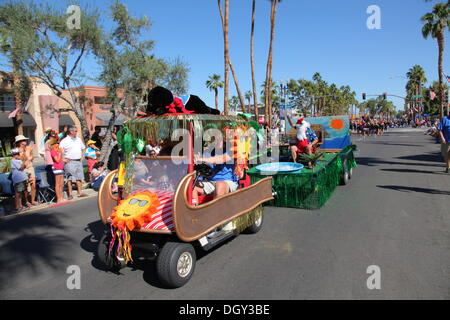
[37, 170, 56, 204]
[0, 173, 15, 215]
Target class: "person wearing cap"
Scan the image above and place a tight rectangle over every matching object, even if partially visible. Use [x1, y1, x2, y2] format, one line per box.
[287, 116, 318, 163]
[15, 135, 38, 206]
[10, 148, 31, 212]
[60, 126, 87, 199]
[85, 140, 100, 173]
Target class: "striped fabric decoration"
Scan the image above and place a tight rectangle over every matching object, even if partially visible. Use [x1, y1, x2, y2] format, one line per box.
[142, 189, 175, 232]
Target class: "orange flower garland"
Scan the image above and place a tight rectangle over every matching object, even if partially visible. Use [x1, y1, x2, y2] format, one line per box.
[109, 190, 161, 263]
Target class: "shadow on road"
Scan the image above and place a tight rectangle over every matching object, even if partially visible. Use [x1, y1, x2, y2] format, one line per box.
[365, 142, 423, 147]
[79, 220, 125, 274]
[80, 219, 238, 289]
[0, 212, 73, 290]
[396, 153, 443, 163]
[357, 157, 442, 168]
[138, 235, 237, 289]
[377, 185, 450, 196]
[380, 168, 441, 175]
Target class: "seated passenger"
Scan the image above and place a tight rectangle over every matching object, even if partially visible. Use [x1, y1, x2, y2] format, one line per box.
[145, 140, 161, 157]
[192, 138, 240, 206]
[287, 116, 319, 163]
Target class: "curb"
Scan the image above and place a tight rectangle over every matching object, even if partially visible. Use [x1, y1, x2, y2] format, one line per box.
[0, 193, 98, 220]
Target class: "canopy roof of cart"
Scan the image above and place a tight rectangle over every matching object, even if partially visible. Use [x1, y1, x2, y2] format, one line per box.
[124, 114, 260, 141]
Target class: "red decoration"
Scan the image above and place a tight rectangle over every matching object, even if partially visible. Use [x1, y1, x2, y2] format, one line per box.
[164, 97, 195, 114]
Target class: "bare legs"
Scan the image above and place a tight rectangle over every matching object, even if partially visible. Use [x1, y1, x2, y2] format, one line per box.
[290, 146, 298, 163]
[67, 180, 83, 199]
[55, 174, 64, 203]
[192, 181, 231, 206]
[15, 190, 30, 210]
[28, 178, 37, 205]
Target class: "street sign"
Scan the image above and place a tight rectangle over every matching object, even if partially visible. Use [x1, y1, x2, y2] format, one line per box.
[411, 95, 424, 99]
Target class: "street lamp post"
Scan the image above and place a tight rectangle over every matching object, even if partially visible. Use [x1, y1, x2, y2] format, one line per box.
[279, 81, 290, 134]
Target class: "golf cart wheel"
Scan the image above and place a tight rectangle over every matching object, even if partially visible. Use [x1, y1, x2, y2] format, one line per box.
[348, 167, 353, 179]
[97, 232, 127, 271]
[156, 242, 196, 288]
[341, 159, 350, 186]
[244, 211, 264, 234]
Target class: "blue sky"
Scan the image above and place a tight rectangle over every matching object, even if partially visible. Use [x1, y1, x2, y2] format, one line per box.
[2, 0, 449, 111]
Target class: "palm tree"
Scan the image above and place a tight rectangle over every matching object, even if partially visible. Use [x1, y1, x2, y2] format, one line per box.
[264, 0, 282, 126]
[421, 3, 450, 118]
[217, 0, 230, 114]
[250, 0, 259, 120]
[206, 74, 224, 110]
[406, 65, 427, 119]
[245, 90, 252, 113]
[218, 0, 245, 114]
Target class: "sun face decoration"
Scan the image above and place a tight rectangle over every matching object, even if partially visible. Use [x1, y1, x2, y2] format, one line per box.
[111, 190, 161, 231]
[327, 118, 348, 131]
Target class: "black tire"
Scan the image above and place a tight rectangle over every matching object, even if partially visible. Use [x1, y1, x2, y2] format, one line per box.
[341, 158, 349, 186]
[348, 166, 353, 180]
[244, 211, 264, 234]
[156, 242, 196, 288]
[97, 232, 127, 271]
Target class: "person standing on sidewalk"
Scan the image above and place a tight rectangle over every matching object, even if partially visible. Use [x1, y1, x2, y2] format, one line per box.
[59, 126, 88, 200]
[15, 135, 38, 206]
[85, 140, 100, 173]
[438, 111, 450, 173]
[49, 138, 65, 203]
[10, 148, 31, 212]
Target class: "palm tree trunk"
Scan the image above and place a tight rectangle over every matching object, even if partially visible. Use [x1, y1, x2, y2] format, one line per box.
[265, 1, 276, 126]
[228, 61, 246, 113]
[11, 55, 23, 136]
[437, 31, 445, 118]
[224, 0, 230, 115]
[12, 71, 23, 136]
[266, 0, 279, 127]
[250, 0, 259, 120]
[215, 88, 219, 110]
[218, 0, 244, 115]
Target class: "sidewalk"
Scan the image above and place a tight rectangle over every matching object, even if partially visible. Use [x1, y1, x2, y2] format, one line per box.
[0, 157, 96, 218]
[0, 187, 98, 218]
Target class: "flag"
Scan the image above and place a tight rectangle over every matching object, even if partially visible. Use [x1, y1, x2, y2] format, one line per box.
[8, 105, 25, 119]
[446, 74, 450, 83]
[430, 91, 437, 100]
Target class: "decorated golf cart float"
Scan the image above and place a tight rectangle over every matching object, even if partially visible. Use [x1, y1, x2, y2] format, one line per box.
[97, 113, 274, 288]
[248, 115, 357, 210]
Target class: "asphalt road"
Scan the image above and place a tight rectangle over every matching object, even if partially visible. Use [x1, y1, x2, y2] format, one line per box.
[1, 129, 449, 300]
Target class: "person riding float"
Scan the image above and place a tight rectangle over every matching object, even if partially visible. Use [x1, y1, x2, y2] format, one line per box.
[287, 116, 319, 163]
[192, 135, 240, 206]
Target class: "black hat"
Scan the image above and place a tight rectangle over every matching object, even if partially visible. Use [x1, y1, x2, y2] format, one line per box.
[146, 86, 174, 115]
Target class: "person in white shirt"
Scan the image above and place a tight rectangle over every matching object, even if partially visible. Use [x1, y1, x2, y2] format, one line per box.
[59, 126, 87, 200]
[145, 140, 161, 156]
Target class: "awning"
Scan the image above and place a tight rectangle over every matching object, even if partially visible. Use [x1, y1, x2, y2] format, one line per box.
[95, 113, 129, 126]
[0, 111, 36, 128]
[59, 114, 75, 126]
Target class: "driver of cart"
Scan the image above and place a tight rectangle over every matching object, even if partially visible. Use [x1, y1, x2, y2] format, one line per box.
[192, 137, 240, 206]
[287, 116, 319, 163]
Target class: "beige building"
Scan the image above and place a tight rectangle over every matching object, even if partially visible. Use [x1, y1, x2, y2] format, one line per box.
[0, 72, 78, 154]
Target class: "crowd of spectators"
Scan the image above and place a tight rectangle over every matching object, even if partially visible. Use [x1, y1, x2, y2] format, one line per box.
[2, 125, 122, 213]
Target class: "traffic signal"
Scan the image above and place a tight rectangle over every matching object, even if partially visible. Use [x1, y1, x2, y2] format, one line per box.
[362, 93, 366, 100]
[383, 93, 387, 100]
